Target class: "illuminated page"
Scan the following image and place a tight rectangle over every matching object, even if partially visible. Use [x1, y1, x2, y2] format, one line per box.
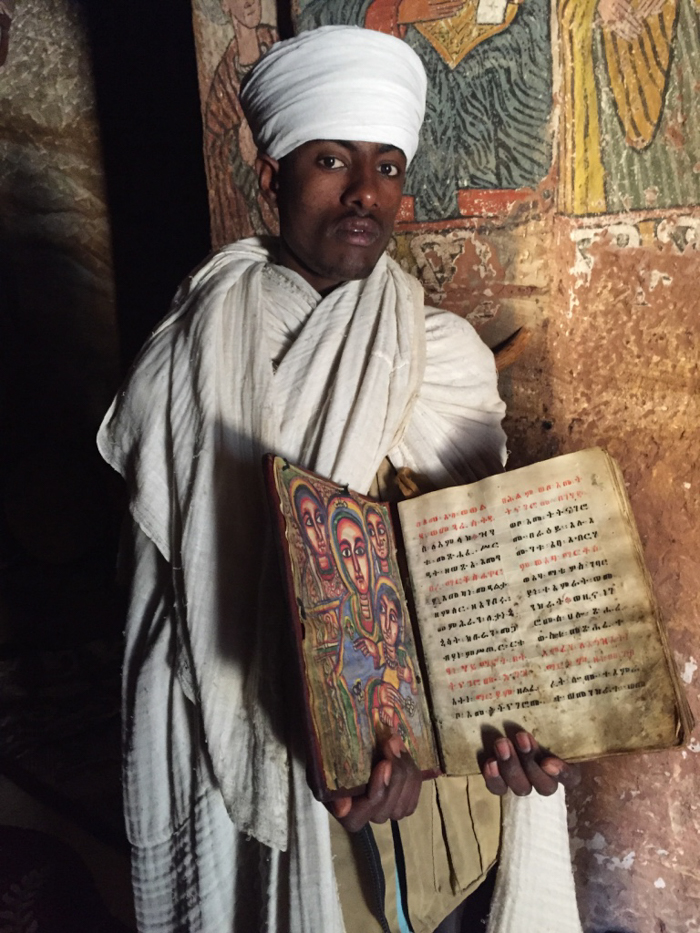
[270, 457, 440, 799]
[398, 448, 686, 774]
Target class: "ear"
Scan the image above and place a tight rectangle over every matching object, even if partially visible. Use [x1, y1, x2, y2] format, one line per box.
[256, 153, 280, 208]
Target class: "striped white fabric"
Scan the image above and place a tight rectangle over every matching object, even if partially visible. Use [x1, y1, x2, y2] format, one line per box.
[96, 238, 562, 932]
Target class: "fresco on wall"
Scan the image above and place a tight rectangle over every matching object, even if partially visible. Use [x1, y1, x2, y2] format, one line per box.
[194, 0, 278, 246]
[558, 0, 700, 215]
[295, 0, 554, 224]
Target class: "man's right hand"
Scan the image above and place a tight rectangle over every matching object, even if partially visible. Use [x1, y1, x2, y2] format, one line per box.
[328, 733, 421, 832]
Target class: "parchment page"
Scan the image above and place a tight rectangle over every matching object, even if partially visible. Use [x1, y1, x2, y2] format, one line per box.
[398, 449, 683, 774]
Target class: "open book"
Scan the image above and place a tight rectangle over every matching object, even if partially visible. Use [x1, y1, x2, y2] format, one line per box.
[265, 449, 692, 801]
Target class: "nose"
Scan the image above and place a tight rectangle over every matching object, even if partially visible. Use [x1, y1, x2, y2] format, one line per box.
[351, 551, 362, 575]
[341, 162, 379, 213]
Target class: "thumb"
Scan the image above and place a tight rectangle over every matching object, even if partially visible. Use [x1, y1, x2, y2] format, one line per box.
[329, 796, 353, 820]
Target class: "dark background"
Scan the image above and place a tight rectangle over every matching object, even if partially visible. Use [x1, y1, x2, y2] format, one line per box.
[0, 0, 210, 849]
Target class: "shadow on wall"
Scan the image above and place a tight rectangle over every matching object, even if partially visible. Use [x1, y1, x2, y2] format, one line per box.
[0, 0, 211, 856]
[0, 0, 211, 649]
[81, 0, 212, 369]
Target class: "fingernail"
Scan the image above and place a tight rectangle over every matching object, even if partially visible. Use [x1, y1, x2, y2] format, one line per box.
[516, 732, 532, 753]
[495, 738, 511, 761]
[383, 761, 392, 786]
[485, 759, 499, 778]
[332, 797, 351, 819]
[388, 734, 404, 759]
[542, 759, 563, 777]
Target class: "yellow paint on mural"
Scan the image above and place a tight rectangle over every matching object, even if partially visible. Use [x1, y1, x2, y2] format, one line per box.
[415, 0, 521, 68]
[558, 0, 607, 215]
[602, 0, 677, 150]
[558, 0, 680, 214]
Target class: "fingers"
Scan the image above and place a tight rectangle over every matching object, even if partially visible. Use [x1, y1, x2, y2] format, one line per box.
[485, 735, 556, 797]
[329, 796, 353, 820]
[432, 4, 464, 16]
[597, 0, 644, 37]
[481, 732, 573, 797]
[482, 758, 509, 796]
[332, 733, 421, 832]
[541, 755, 581, 789]
[366, 734, 419, 823]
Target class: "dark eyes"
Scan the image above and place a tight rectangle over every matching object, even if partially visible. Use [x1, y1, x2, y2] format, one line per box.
[318, 155, 344, 170]
[316, 156, 402, 178]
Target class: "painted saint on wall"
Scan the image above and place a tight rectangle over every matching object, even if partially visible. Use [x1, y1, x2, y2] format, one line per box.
[193, 0, 700, 240]
[295, 0, 554, 224]
[559, 0, 700, 214]
[196, 0, 279, 246]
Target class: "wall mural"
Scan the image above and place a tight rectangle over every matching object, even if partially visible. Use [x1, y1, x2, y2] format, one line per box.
[558, 0, 700, 215]
[295, 0, 554, 224]
[195, 0, 279, 246]
[193, 0, 700, 241]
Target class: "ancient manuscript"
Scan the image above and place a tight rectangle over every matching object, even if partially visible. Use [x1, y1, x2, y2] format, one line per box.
[266, 449, 692, 801]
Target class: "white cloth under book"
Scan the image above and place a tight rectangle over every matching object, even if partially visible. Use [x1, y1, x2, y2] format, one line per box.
[98, 238, 580, 932]
[486, 787, 584, 933]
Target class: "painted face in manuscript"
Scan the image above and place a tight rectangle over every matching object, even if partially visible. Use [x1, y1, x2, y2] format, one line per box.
[367, 509, 390, 562]
[336, 516, 371, 596]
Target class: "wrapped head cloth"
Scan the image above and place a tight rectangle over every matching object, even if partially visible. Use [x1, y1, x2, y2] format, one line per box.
[240, 26, 427, 166]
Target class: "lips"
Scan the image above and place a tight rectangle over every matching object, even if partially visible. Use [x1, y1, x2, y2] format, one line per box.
[335, 215, 382, 246]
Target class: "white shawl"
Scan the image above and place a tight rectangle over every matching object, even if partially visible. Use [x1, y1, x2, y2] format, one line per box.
[98, 238, 581, 932]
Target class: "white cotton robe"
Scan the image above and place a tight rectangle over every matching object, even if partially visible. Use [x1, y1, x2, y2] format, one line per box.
[98, 239, 509, 932]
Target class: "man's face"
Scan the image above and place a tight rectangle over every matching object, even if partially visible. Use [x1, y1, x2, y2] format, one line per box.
[258, 139, 407, 295]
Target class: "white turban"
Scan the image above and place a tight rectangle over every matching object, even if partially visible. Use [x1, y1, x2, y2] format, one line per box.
[240, 26, 427, 166]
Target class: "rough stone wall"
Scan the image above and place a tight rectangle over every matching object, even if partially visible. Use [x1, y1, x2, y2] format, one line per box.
[191, 1, 699, 928]
[0, 0, 121, 640]
[516, 214, 700, 932]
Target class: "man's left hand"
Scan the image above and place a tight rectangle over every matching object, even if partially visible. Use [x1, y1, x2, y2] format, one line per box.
[482, 731, 580, 796]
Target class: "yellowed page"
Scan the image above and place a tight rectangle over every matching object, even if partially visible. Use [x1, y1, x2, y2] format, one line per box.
[398, 448, 685, 774]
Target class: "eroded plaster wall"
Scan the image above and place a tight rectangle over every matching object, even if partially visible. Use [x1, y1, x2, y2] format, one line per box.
[0, 0, 120, 638]
[191, 1, 699, 928]
[517, 213, 700, 931]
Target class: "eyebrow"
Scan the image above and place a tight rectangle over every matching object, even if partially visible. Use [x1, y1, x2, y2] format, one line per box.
[330, 140, 404, 156]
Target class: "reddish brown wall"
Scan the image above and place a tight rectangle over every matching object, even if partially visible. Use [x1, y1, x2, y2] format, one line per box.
[523, 215, 700, 931]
